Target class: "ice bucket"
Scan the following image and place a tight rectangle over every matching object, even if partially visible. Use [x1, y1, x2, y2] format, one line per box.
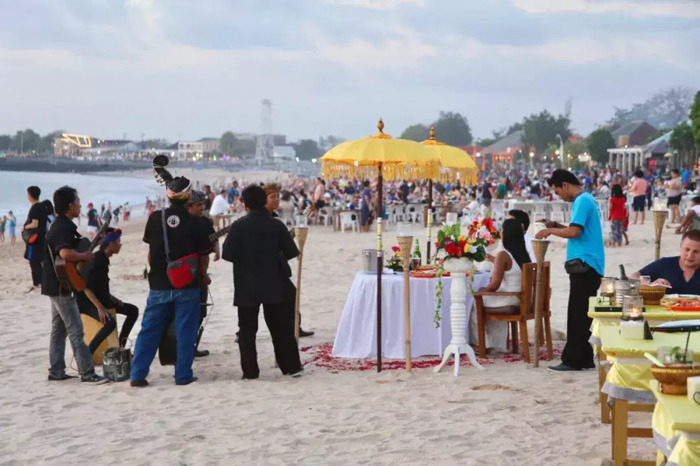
[362, 249, 378, 273]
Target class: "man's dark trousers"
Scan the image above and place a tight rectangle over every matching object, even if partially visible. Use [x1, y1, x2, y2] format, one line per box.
[237, 281, 301, 378]
[561, 268, 601, 369]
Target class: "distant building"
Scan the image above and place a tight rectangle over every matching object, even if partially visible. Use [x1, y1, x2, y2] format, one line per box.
[272, 145, 296, 160]
[177, 138, 221, 160]
[611, 121, 657, 147]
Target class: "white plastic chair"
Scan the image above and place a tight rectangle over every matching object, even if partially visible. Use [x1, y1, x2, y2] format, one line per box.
[339, 211, 359, 233]
[406, 204, 420, 223]
[318, 207, 333, 226]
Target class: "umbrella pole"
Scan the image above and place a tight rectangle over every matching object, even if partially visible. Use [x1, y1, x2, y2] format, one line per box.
[376, 164, 384, 372]
[426, 179, 433, 263]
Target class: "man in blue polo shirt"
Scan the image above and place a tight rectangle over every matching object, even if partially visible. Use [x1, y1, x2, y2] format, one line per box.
[536, 169, 605, 372]
[632, 230, 700, 294]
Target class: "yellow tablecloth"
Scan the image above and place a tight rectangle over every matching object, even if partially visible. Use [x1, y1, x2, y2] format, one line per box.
[651, 380, 700, 466]
[599, 326, 700, 403]
[587, 297, 700, 346]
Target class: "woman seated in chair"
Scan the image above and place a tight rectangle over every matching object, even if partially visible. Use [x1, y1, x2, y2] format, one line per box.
[77, 228, 139, 354]
[475, 218, 531, 352]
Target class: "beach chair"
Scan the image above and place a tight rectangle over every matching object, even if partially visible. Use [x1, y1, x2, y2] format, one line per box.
[318, 207, 333, 226]
[473, 262, 553, 361]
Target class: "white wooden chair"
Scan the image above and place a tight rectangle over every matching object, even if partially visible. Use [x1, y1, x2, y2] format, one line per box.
[339, 211, 359, 233]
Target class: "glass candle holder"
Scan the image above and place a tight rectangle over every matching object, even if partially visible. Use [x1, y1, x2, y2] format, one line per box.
[599, 277, 616, 305]
[621, 295, 644, 321]
[446, 212, 458, 226]
[295, 214, 308, 228]
[397, 222, 411, 237]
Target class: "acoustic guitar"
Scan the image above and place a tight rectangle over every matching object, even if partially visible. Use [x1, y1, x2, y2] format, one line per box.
[54, 211, 112, 292]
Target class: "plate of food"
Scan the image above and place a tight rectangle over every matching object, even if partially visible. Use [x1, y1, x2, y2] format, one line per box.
[660, 295, 700, 311]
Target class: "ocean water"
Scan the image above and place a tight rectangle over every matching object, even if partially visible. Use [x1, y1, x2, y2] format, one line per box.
[0, 171, 162, 220]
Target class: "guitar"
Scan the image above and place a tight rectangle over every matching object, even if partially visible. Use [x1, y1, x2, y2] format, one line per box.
[54, 211, 112, 292]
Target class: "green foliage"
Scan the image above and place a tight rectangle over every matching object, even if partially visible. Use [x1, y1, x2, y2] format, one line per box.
[690, 90, 700, 154]
[520, 110, 571, 154]
[432, 112, 472, 146]
[586, 128, 616, 163]
[670, 121, 696, 167]
[0, 135, 12, 151]
[607, 86, 695, 129]
[400, 124, 430, 142]
[220, 131, 238, 155]
[294, 139, 321, 160]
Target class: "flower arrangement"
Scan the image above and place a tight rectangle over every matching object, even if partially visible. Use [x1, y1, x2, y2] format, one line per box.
[386, 245, 407, 273]
[433, 217, 500, 327]
[434, 218, 500, 262]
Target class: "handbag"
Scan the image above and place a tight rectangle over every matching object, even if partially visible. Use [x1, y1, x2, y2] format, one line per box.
[161, 210, 200, 289]
[564, 258, 591, 275]
[102, 347, 132, 382]
[22, 229, 38, 245]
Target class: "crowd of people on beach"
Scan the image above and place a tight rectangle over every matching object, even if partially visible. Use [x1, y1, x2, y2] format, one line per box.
[15, 155, 700, 385]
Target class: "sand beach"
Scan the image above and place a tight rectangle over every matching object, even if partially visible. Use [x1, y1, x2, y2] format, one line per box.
[0, 206, 681, 465]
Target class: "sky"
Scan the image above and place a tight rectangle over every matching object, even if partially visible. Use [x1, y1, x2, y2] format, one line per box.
[0, 0, 699, 143]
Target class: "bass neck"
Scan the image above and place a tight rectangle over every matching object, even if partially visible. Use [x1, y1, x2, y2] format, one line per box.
[209, 223, 232, 242]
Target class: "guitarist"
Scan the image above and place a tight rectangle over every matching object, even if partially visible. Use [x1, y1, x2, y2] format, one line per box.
[43, 186, 107, 384]
[77, 228, 139, 354]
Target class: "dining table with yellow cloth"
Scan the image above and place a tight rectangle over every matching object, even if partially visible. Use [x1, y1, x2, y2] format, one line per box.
[599, 326, 700, 403]
[588, 297, 700, 349]
[650, 380, 700, 466]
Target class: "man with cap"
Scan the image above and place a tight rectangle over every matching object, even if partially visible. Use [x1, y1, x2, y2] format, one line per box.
[222, 185, 303, 379]
[130, 176, 212, 387]
[77, 227, 139, 354]
[263, 183, 314, 338]
[187, 190, 219, 357]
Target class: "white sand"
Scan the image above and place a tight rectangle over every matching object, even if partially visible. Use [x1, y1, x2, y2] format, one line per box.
[0, 209, 678, 464]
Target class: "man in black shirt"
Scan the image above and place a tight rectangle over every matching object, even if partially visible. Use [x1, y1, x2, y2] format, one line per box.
[77, 228, 139, 354]
[23, 186, 48, 292]
[263, 183, 314, 338]
[43, 186, 107, 384]
[222, 185, 303, 379]
[130, 177, 211, 387]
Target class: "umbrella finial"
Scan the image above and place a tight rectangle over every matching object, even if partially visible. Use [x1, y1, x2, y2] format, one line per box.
[377, 118, 384, 133]
[429, 126, 436, 140]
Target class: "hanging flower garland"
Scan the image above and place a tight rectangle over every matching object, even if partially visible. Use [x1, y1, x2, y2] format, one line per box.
[434, 258, 444, 328]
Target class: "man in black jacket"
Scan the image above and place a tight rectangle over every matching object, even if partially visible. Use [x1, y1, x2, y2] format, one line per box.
[222, 185, 303, 379]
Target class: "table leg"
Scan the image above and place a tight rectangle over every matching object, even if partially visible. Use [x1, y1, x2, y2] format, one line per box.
[598, 348, 610, 424]
[612, 398, 628, 466]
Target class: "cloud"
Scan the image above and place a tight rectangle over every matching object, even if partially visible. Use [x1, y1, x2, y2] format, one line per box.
[511, 0, 700, 19]
[321, 0, 425, 8]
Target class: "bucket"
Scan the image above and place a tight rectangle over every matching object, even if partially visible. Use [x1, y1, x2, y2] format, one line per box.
[615, 279, 631, 305]
[102, 347, 132, 382]
[362, 249, 378, 273]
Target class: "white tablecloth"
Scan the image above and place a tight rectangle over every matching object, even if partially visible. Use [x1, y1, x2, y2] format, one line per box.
[332, 271, 491, 359]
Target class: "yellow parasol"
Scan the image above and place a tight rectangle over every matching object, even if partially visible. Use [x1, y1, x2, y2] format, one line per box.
[420, 126, 479, 261]
[321, 119, 440, 372]
[420, 126, 478, 184]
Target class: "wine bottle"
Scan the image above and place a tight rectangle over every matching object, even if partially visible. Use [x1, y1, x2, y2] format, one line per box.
[413, 239, 421, 268]
[619, 264, 628, 280]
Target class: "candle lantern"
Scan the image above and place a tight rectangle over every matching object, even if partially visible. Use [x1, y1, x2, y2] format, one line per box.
[446, 212, 458, 226]
[598, 277, 616, 305]
[621, 295, 644, 321]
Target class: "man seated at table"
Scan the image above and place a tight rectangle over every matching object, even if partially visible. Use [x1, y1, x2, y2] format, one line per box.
[631, 229, 700, 294]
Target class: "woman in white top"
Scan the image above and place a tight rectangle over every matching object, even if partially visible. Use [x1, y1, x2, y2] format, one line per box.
[472, 218, 531, 351]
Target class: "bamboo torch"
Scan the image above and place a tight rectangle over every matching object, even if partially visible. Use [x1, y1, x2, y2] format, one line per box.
[294, 218, 310, 343]
[397, 230, 413, 373]
[652, 209, 667, 261]
[531, 239, 549, 367]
